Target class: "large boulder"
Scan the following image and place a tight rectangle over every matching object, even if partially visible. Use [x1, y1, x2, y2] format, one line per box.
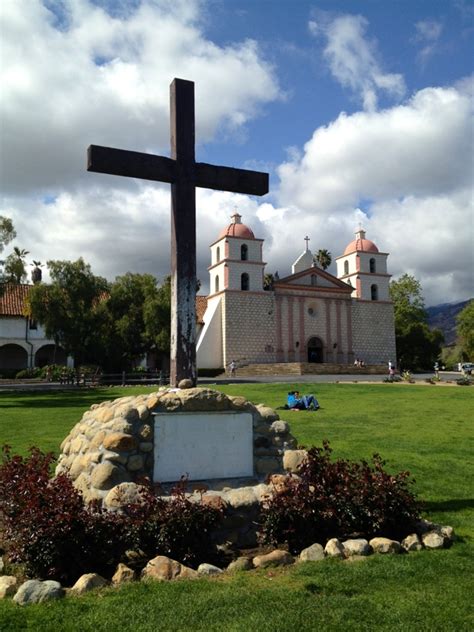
[13, 580, 64, 605]
[141, 556, 198, 581]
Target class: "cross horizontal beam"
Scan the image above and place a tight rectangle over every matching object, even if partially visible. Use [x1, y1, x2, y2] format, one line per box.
[88, 144, 269, 196]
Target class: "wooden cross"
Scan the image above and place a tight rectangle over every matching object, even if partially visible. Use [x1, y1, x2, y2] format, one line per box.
[87, 78, 269, 386]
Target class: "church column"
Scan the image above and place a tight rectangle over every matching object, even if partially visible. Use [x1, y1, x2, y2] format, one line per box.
[224, 240, 230, 258]
[335, 300, 344, 363]
[298, 297, 305, 362]
[325, 299, 333, 363]
[275, 295, 284, 362]
[287, 296, 295, 362]
[345, 300, 354, 364]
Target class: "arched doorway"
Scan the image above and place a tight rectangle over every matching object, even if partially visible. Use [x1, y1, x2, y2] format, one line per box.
[35, 344, 67, 368]
[307, 337, 324, 363]
[0, 344, 28, 370]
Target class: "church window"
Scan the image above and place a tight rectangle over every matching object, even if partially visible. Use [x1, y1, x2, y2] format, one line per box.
[370, 258, 376, 273]
[216, 247, 220, 263]
[241, 273, 249, 291]
[215, 275, 219, 293]
[344, 260, 349, 275]
[241, 244, 248, 261]
[371, 284, 378, 300]
[311, 274, 317, 286]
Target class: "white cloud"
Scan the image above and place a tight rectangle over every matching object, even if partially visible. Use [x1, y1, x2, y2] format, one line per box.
[267, 80, 473, 305]
[0, 0, 280, 195]
[309, 14, 406, 110]
[413, 19, 444, 65]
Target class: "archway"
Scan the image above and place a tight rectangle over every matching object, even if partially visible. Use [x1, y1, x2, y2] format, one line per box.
[0, 344, 28, 370]
[35, 344, 67, 368]
[307, 337, 324, 363]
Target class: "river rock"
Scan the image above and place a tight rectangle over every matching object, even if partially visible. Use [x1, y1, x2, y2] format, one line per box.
[13, 580, 64, 605]
[253, 550, 294, 568]
[299, 543, 325, 562]
[70, 573, 108, 595]
[141, 555, 198, 581]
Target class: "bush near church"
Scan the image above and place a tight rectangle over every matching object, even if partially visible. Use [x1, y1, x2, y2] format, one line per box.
[259, 442, 421, 553]
[1, 440, 423, 584]
[0, 446, 222, 584]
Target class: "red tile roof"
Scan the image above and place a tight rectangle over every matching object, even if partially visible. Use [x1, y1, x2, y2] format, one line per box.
[196, 295, 208, 324]
[0, 284, 30, 317]
[1, 283, 209, 323]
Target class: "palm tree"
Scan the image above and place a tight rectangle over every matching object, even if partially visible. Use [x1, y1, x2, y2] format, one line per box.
[4, 247, 29, 283]
[313, 249, 332, 270]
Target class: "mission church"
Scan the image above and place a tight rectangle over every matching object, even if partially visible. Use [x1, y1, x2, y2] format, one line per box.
[196, 213, 396, 372]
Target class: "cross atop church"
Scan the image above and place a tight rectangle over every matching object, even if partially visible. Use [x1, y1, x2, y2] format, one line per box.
[304, 235, 310, 250]
[87, 78, 269, 386]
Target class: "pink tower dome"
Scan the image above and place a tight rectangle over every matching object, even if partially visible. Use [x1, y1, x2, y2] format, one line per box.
[343, 228, 379, 255]
[218, 212, 255, 239]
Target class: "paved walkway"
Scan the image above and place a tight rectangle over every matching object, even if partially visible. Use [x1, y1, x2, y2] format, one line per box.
[0, 372, 461, 391]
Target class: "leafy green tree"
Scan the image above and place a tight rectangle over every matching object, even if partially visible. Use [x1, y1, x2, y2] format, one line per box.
[4, 247, 30, 284]
[390, 274, 427, 330]
[390, 274, 444, 370]
[26, 258, 109, 366]
[0, 217, 17, 291]
[456, 300, 474, 360]
[263, 273, 274, 291]
[143, 276, 171, 355]
[0, 216, 16, 253]
[313, 249, 332, 270]
[102, 272, 160, 369]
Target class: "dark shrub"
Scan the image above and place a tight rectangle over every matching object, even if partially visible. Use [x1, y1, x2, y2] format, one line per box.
[259, 441, 421, 553]
[15, 368, 42, 379]
[0, 447, 222, 583]
[121, 479, 223, 566]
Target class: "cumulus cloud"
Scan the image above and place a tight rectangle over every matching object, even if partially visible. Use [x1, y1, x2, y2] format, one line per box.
[309, 13, 405, 110]
[268, 80, 473, 305]
[0, 0, 280, 195]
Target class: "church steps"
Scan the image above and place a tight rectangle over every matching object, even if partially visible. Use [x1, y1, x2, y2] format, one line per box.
[232, 363, 387, 376]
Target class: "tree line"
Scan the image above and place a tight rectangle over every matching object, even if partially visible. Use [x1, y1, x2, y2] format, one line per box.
[2, 216, 472, 371]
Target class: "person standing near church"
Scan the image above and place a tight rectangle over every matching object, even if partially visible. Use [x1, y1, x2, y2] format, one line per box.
[229, 360, 236, 377]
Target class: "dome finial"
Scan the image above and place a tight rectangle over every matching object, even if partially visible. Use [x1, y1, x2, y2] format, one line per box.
[355, 224, 366, 240]
[231, 208, 242, 224]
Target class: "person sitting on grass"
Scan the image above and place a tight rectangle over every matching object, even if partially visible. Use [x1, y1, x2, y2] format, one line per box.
[287, 390, 320, 411]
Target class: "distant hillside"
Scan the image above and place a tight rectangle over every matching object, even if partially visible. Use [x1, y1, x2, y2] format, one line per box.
[426, 299, 472, 345]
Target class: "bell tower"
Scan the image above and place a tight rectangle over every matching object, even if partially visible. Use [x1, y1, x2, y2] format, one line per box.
[208, 213, 266, 295]
[336, 228, 391, 301]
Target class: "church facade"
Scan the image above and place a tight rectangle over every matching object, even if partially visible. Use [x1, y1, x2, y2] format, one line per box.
[197, 213, 396, 370]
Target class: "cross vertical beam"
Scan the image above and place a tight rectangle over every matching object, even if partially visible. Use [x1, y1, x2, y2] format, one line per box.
[170, 79, 196, 386]
[87, 78, 269, 388]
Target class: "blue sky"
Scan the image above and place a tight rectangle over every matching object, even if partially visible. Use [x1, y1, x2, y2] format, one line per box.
[1, 0, 473, 305]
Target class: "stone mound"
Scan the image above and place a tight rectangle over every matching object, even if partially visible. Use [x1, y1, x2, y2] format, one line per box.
[55, 387, 297, 505]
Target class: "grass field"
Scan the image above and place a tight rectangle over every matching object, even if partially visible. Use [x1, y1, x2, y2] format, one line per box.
[0, 383, 473, 631]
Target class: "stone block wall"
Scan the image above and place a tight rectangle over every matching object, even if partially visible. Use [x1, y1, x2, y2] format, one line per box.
[352, 301, 396, 365]
[222, 291, 276, 366]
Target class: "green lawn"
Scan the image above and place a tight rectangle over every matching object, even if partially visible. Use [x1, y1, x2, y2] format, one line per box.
[0, 383, 473, 631]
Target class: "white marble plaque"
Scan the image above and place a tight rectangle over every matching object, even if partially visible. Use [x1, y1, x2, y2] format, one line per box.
[153, 412, 253, 482]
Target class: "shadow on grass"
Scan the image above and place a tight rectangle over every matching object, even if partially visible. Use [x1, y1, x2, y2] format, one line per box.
[424, 498, 474, 512]
[0, 390, 119, 409]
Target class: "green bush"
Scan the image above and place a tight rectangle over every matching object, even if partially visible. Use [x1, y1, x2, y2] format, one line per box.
[15, 368, 42, 379]
[259, 442, 421, 553]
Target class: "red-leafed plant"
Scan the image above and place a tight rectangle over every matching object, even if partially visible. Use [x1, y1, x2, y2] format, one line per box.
[259, 441, 421, 553]
[0, 446, 222, 584]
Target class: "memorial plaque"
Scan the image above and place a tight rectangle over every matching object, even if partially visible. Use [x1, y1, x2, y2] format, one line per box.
[153, 412, 253, 482]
